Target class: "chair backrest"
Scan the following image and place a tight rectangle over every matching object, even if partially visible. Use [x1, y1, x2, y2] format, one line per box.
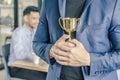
[2, 44, 25, 80]
[0, 48, 4, 70]
[2, 44, 11, 80]
[2, 44, 10, 63]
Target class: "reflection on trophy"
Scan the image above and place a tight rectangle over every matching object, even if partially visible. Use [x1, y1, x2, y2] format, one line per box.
[59, 17, 81, 39]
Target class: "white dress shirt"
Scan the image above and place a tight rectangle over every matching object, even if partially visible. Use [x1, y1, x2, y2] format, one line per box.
[8, 24, 36, 66]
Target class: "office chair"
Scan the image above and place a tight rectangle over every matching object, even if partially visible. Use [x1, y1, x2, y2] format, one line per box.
[0, 46, 4, 70]
[4, 36, 11, 44]
[2, 44, 25, 80]
[0, 54, 4, 70]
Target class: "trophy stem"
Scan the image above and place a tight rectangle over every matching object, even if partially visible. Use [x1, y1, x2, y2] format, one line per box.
[68, 31, 71, 40]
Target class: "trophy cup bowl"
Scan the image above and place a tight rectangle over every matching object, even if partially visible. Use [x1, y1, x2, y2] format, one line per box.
[59, 17, 81, 39]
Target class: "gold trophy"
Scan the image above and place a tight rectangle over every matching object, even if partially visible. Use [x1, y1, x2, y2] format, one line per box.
[59, 17, 81, 39]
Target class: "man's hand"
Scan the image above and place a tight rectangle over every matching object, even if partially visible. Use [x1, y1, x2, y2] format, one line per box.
[50, 34, 69, 58]
[50, 34, 90, 67]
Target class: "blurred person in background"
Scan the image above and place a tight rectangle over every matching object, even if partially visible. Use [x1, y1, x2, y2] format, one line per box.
[8, 6, 47, 80]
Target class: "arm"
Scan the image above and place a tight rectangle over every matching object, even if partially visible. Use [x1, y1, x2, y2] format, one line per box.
[33, 0, 54, 64]
[89, 0, 120, 76]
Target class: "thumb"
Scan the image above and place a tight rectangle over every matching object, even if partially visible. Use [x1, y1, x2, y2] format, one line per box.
[70, 39, 82, 46]
[57, 34, 70, 42]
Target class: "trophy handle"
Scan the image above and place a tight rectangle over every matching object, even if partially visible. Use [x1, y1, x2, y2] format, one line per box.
[77, 18, 82, 27]
[59, 18, 64, 30]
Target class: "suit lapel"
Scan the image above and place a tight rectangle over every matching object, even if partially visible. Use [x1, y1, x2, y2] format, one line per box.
[76, 0, 94, 40]
[81, 0, 94, 19]
[84, 0, 93, 9]
[58, 0, 66, 18]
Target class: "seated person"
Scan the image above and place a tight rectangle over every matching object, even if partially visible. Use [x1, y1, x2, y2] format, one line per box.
[8, 6, 47, 80]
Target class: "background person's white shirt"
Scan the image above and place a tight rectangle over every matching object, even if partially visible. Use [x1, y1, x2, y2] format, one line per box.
[8, 24, 36, 66]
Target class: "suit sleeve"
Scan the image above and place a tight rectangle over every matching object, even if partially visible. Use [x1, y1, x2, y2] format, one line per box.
[33, 0, 55, 65]
[89, 0, 120, 76]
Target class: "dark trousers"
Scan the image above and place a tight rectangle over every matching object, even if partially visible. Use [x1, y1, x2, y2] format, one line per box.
[9, 67, 47, 80]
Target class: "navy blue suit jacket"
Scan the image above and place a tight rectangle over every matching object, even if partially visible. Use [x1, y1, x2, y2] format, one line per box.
[33, 0, 120, 80]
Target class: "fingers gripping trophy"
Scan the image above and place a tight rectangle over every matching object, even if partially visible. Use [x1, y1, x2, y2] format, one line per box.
[59, 17, 81, 39]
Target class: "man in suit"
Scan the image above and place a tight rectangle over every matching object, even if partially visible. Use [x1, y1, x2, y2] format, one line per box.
[33, 0, 120, 80]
